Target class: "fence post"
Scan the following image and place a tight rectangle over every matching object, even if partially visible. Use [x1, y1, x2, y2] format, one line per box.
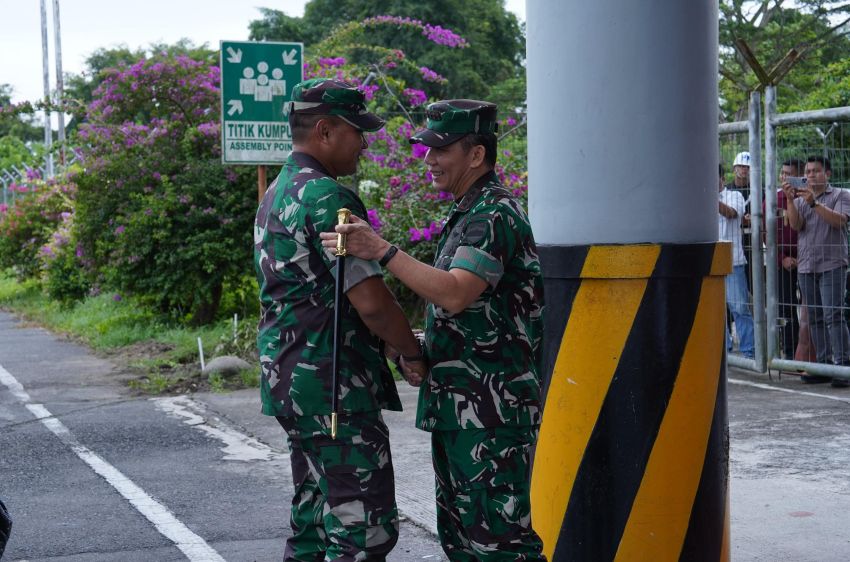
[749, 91, 767, 373]
[764, 86, 779, 367]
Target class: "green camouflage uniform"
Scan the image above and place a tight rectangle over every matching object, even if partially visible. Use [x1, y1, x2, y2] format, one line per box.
[412, 98, 547, 561]
[418, 171, 545, 560]
[255, 78, 400, 561]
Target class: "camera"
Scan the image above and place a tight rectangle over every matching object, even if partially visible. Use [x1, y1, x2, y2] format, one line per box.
[787, 176, 807, 189]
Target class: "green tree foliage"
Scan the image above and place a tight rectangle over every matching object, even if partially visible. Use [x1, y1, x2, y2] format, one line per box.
[719, 0, 850, 120]
[0, 136, 42, 171]
[249, 0, 525, 103]
[0, 84, 43, 142]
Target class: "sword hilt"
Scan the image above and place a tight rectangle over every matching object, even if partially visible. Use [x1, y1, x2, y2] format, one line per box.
[336, 208, 351, 256]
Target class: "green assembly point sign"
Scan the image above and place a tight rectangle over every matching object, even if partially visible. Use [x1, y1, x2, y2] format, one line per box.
[220, 40, 304, 165]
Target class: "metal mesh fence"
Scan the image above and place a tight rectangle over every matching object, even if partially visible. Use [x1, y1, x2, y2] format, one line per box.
[772, 121, 850, 373]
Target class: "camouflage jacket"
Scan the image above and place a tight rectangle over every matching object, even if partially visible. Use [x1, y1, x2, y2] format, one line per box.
[254, 152, 402, 418]
[416, 171, 544, 431]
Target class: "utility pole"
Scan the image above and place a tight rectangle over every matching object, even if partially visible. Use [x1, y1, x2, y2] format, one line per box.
[527, 1, 730, 560]
[53, 0, 66, 167]
[39, 0, 54, 178]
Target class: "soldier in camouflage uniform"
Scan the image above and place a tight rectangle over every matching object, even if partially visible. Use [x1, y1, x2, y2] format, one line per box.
[255, 78, 427, 562]
[321, 100, 546, 561]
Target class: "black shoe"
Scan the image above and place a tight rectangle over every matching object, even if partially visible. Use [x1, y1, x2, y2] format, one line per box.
[831, 378, 850, 388]
[801, 375, 831, 384]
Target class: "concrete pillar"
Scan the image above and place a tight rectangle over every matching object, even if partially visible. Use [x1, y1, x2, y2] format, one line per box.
[526, 1, 731, 560]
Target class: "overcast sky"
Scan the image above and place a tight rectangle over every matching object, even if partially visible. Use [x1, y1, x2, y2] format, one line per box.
[1, 0, 526, 105]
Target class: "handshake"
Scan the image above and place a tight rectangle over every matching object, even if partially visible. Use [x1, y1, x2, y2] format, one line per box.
[386, 330, 428, 387]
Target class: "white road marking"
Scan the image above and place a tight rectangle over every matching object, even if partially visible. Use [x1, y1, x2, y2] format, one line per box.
[729, 377, 850, 405]
[153, 395, 289, 462]
[0, 364, 226, 562]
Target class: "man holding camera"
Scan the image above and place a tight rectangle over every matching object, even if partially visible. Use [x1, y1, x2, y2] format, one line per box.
[782, 156, 850, 386]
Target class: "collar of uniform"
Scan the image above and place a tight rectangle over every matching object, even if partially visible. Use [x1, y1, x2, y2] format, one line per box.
[456, 170, 499, 212]
[290, 151, 332, 177]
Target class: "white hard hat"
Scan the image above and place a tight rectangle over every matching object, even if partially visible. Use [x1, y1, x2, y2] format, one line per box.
[733, 151, 751, 167]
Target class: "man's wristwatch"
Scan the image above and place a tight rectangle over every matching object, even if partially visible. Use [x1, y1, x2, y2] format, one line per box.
[379, 244, 399, 267]
[809, 200, 819, 209]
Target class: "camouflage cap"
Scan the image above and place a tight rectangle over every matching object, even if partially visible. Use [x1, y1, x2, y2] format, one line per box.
[287, 78, 385, 132]
[409, 99, 499, 147]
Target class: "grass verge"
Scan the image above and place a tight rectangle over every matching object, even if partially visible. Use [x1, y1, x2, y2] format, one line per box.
[0, 272, 258, 394]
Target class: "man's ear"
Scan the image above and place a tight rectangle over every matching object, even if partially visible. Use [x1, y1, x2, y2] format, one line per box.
[315, 117, 334, 144]
[470, 144, 486, 168]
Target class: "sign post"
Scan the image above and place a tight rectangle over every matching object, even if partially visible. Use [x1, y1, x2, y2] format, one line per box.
[219, 40, 304, 200]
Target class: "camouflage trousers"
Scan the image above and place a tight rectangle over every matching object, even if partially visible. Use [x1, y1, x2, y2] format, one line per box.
[431, 426, 546, 561]
[276, 411, 399, 562]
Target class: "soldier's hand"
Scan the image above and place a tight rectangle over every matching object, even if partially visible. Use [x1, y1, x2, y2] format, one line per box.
[385, 343, 400, 361]
[319, 215, 391, 261]
[400, 357, 426, 387]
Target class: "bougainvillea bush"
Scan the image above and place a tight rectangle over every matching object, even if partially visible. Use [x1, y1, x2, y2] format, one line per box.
[0, 174, 76, 281]
[73, 51, 257, 324]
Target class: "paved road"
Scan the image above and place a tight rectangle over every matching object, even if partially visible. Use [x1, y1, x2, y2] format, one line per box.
[3, 309, 850, 561]
[0, 312, 445, 561]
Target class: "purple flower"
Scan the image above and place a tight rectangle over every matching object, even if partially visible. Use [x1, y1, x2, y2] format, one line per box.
[422, 24, 468, 48]
[113, 294, 122, 302]
[318, 57, 346, 68]
[403, 88, 427, 107]
[409, 228, 422, 242]
[389, 176, 401, 188]
[419, 66, 445, 83]
[114, 225, 125, 235]
[367, 209, 382, 231]
[411, 143, 428, 159]
[197, 121, 219, 137]
[506, 117, 517, 126]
